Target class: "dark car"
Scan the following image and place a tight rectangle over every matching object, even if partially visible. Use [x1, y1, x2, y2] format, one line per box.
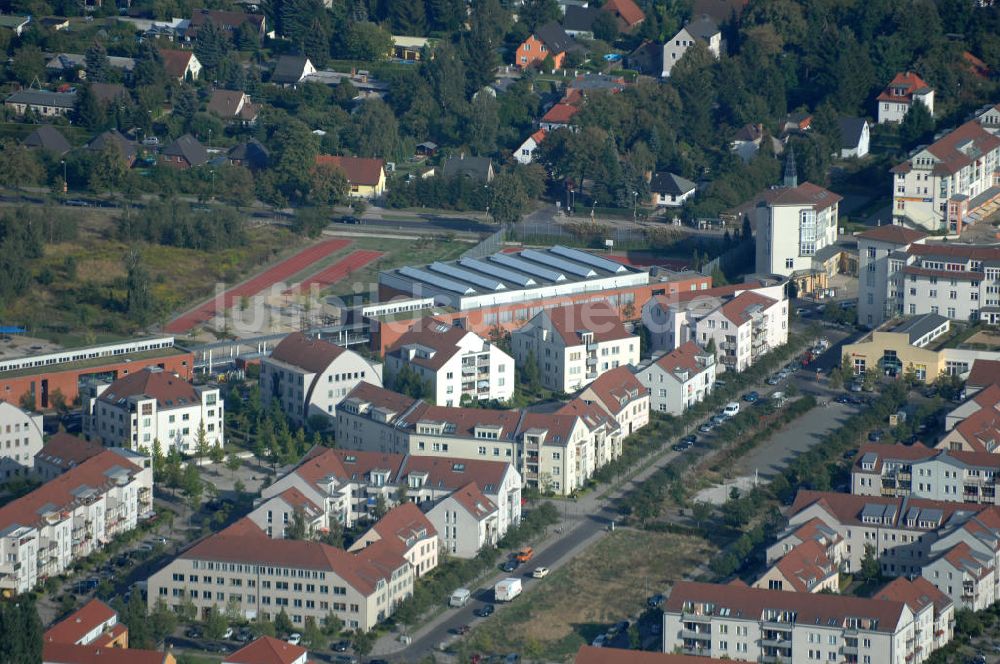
[647, 594, 666, 608]
[835, 394, 851, 404]
[680, 434, 697, 445]
[368, 660, 390, 664]
[672, 442, 691, 452]
[331, 640, 351, 652]
[868, 430, 884, 442]
[610, 620, 630, 635]
[331, 656, 357, 664]
[185, 627, 203, 639]
[475, 604, 495, 617]
[501, 559, 518, 573]
[742, 391, 759, 403]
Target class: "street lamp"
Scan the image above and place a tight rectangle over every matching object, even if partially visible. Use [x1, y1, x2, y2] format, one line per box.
[61, 160, 67, 193]
[632, 191, 638, 220]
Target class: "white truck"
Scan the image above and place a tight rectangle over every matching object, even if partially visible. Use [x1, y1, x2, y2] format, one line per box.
[495, 577, 523, 602]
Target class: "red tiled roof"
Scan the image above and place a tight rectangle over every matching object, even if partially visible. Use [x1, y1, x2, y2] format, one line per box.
[343, 382, 418, 416]
[943, 541, 993, 579]
[902, 266, 984, 282]
[293, 447, 406, 488]
[789, 490, 985, 529]
[369, 502, 437, 550]
[790, 516, 842, 547]
[519, 411, 583, 447]
[43, 643, 169, 664]
[541, 103, 579, 124]
[908, 242, 1000, 261]
[314, 155, 385, 187]
[575, 646, 716, 663]
[853, 442, 936, 473]
[269, 331, 347, 374]
[410, 402, 524, 440]
[877, 72, 931, 103]
[967, 363, 1000, 391]
[183, 518, 405, 595]
[396, 454, 511, 494]
[857, 225, 927, 244]
[875, 576, 953, 615]
[770, 539, 835, 592]
[718, 291, 777, 325]
[275, 487, 321, 516]
[530, 128, 546, 144]
[386, 318, 472, 371]
[225, 635, 307, 664]
[0, 450, 142, 532]
[97, 368, 199, 409]
[664, 581, 906, 632]
[44, 599, 117, 646]
[578, 365, 645, 416]
[448, 481, 497, 520]
[158, 49, 195, 79]
[557, 397, 620, 434]
[765, 182, 841, 212]
[897, 120, 1000, 177]
[653, 341, 712, 379]
[602, 0, 645, 26]
[35, 433, 104, 473]
[537, 300, 633, 346]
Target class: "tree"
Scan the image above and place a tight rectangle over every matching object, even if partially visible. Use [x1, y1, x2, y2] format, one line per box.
[592, 11, 619, 43]
[288, 506, 308, 540]
[85, 42, 112, 83]
[690, 501, 713, 531]
[322, 517, 344, 548]
[860, 544, 881, 585]
[124, 591, 152, 648]
[322, 611, 343, 636]
[520, 351, 540, 392]
[0, 142, 43, 191]
[267, 120, 319, 205]
[488, 172, 528, 226]
[204, 605, 228, 640]
[124, 248, 153, 325]
[302, 617, 326, 648]
[11, 45, 45, 85]
[899, 101, 935, 147]
[274, 609, 294, 636]
[352, 630, 376, 656]
[0, 597, 43, 664]
[252, 617, 277, 637]
[519, 0, 560, 30]
[466, 94, 499, 155]
[282, 0, 332, 64]
[90, 143, 129, 195]
[389, 0, 427, 34]
[309, 162, 349, 207]
[355, 99, 399, 159]
[372, 493, 388, 520]
[195, 21, 232, 72]
[226, 453, 242, 477]
[195, 422, 210, 462]
[954, 608, 983, 637]
[344, 21, 393, 62]
[149, 599, 178, 645]
[209, 441, 225, 464]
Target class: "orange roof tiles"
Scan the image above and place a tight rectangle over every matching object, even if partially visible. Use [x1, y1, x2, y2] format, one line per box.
[541, 103, 579, 125]
[653, 341, 712, 379]
[875, 576, 952, 615]
[765, 182, 841, 211]
[537, 300, 633, 346]
[98, 368, 199, 409]
[770, 539, 835, 592]
[44, 599, 117, 646]
[42, 643, 170, 664]
[269, 332, 347, 374]
[386, 318, 472, 371]
[904, 120, 1000, 177]
[718, 291, 777, 325]
[448, 481, 497, 520]
[35, 433, 104, 473]
[225, 636, 307, 664]
[578, 366, 645, 416]
[877, 72, 932, 103]
[575, 646, 716, 663]
[967, 362, 1000, 391]
[368, 502, 437, 551]
[602, 0, 645, 27]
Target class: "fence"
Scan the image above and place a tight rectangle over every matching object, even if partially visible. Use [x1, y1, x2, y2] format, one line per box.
[701, 238, 755, 278]
[461, 227, 505, 258]
[510, 222, 652, 250]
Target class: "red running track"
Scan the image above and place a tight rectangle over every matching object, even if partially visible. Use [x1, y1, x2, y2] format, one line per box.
[165, 239, 352, 334]
[284, 250, 384, 294]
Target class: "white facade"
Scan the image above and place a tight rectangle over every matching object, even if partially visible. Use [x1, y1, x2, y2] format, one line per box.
[0, 402, 43, 482]
[514, 130, 545, 165]
[693, 293, 788, 373]
[922, 545, 996, 612]
[639, 343, 715, 415]
[82, 368, 223, 455]
[891, 105, 1000, 232]
[260, 332, 383, 428]
[877, 74, 934, 124]
[385, 320, 514, 407]
[0, 449, 151, 595]
[754, 182, 841, 279]
[427, 484, 498, 558]
[661, 19, 720, 78]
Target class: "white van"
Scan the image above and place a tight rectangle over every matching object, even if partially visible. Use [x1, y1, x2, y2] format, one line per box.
[723, 402, 740, 417]
[449, 588, 471, 607]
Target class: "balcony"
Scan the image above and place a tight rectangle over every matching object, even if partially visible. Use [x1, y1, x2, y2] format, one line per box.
[682, 613, 712, 623]
[761, 656, 792, 664]
[586, 356, 598, 366]
[680, 629, 711, 640]
[586, 343, 598, 352]
[842, 645, 858, 655]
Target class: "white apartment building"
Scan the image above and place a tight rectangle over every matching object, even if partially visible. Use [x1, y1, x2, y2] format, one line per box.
[852, 442, 1000, 505]
[693, 291, 788, 373]
[754, 181, 842, 294]
[82, 367, 223, 455]
[261, 332, 383, 429]
[427, 482, 499, 558]
[0, 448, 151, 595]
[753, 538, 840, 594]
[385, 318, 514, 407]
[576, 365, 649, 435]
[856, 224, 1000, 328]
[0, 401, 43, 481]
[336, 383, 632, 496]
[347, 502, 438, 578]
[874, 577, 954, 663]
[259, 444, 522, 535]
[34, 433, 105, 482]
[639, 341, 715, 415]
[247, 487, 325, 539]
[938, 383, 1000, 453]
[511, 301, 639, 393]
[921, 542, 996, 611]
[663, 581, 917, 664]
[146, 517, 412, 631]
[891, 103, 1000, 232]
[877, 72, 935, 125]
[662, 16, 720, 78]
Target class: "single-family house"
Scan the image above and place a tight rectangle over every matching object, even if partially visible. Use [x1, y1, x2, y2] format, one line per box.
[562, 6, 602, 38]
[86, 129, 138, 166]
[515, 21, 575, 70]
[639, 341, 715, 415]
[46, 53, 136, 81]
[184, 9, 266, 42]
[877, 72, 934, 124]
[662, 15, 720, 77]
[515, 129, 546, 165]
[22, 125, 71, 156]
[649, 171, 696, 207]
[540, 103, 579, 131]
[4, 89, 76, 118]
[627, 41, 662, 76]
[391, 35, 430, 61]
[314, 155, 387, 199]
[159, 49, 201, 81]
[838, 117, 870, 158]
[271, 55, 315, 87]
[206, 89, 259, 125]
[160, 134, 209, 169]
[227, 139, 269, 170]
[441, 155, 494, 183]
[601, 0, 645, 32]
[89, 82, 130, 107]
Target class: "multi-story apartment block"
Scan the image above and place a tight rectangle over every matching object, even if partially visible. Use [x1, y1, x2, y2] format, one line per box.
[874, 577, 954, 663]
[765, 516, 848, 568]
[0, 448, 152, 595]
[663, 581, 917, 663]
[922, 542, 996, 611]
[0, 401, 43, 481]
[693, 291, 788, 373]
[260, 332, 382, 429]
[347, 503, 438, 578]
[34, 433, 105, 483]
[385, 318, 514, 407]
[427, 482, 499, 558]
[856, 225, 929, 328]
[336, 383, 635, 496]
[82, 367, 223, 455]
[891, 103, 1000, 232]
[146, 517, 412, 631]
[852, 442, 1000, 505]
[877, 72, 934, 124]
[754, 181, 842, 296]
[258, 445, 521, 535]
[753, 538, 840, 594]
[247, 487, 325, 539]
[511, 301, 639, 393]
[639, 341, 716, 415]
[575, 366, 649, 435]
[938, 383, 1000, 452]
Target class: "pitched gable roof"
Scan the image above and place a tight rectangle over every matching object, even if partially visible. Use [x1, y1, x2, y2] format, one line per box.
[878, 72, 932, 103]
[578, 365, 645, 416]
[765, 182, 841, 211]
[86, 129, 137, 163]
[838, 117, 868, 149]
[386, 318, 473, 371]
[271, 55, 311, 84]
[654, 341, 712, 379]
[684, 15, 719, 41]
[968, 360, 1000, 390]
[43, 643, 169, 664]
[769, 538, 835, 592]
[563, 5, 602, 32]
[35, 433, 104, 474]
[875, 576, 952, 615]
[718, 291, 778, 325]
[269, 331, 347, 374]
[857, 224, 927, 245]
[602, 0, 645, 27]
[649, 171, 696, 196]
[367, 502, 437, 552]
[89, 82, 129, 106]
[22, 125, 71, 154]
[534, 300, 633, 346]
[158, 49, 196, 79]
[162, 133, 209, 166]
[44, 599, 117, 645]
[447, 481, 497, 520]
[224, 635, 306, 664]
[207, 89, 257, 120]
[97, 368, 199, 409]
[314, 155, 385, 187]
[535, 21, 575, 53]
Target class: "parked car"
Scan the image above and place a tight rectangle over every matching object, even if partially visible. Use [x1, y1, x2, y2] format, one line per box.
[286, 633, 301, 645]
[766, 375, 781, 385]
[591, 634, 608, 647]
[723, 402, 741, 417]
[835, 394, 851, 404]
[672, 441, 692, 452]
[681, 434, 697, 445]
[222, 627, 234, 640]
[332, 656, 358, 664]
[331, 640, 351, 652]
[698, 422, 714, 433]
[647, 593, 665, 608]
[532, 567, 550, 578]
[501, 559, 518, 573]
[742, 391, 759, 403]
[610, 620, 630, 635]
[868, 430, 884, 442]
[475, 604, 495, 618]
[503, 655, 521, 664]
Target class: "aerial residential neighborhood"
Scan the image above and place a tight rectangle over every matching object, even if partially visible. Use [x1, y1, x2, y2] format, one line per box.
[0, 0, 999, 663]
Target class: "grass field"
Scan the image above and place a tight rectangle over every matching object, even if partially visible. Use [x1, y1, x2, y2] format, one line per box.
[463, 530, 715, 662]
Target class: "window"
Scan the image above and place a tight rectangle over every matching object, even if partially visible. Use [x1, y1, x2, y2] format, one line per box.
[785, 258, 794, 269]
